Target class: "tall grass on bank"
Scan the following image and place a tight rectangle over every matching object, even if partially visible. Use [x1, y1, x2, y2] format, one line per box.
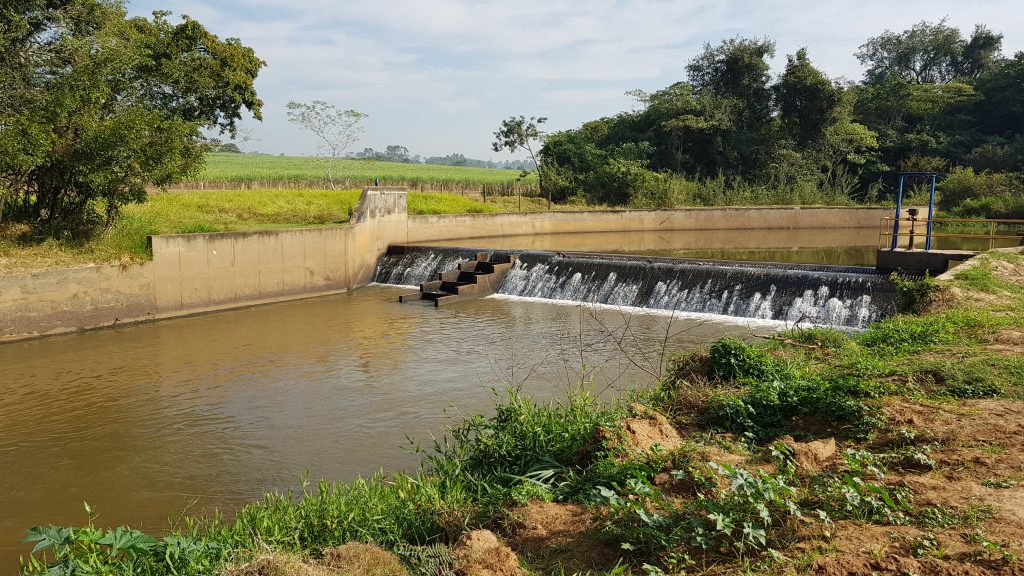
[20, 389, 623, 576]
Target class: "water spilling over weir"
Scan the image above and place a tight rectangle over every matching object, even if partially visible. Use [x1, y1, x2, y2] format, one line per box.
[373, 247, 480, 287]
[375, 246, 897, 328]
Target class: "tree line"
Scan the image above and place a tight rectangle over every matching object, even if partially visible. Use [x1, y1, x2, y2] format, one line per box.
[536, 19, 1024, 215]
[349, 147, 534, 171]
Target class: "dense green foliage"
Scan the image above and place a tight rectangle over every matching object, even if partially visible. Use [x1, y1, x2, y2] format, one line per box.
[0, 1, 263, 235]
[541, 20, 1024, 212]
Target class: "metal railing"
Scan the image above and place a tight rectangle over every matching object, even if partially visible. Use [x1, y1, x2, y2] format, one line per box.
[880, 217, 1024, 251]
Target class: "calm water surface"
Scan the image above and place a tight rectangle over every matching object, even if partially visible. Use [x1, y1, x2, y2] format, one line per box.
[0, 285, 763, 568]
[414, 228, 1018, 266]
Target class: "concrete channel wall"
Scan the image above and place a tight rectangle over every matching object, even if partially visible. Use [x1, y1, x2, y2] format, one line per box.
[405, 206, 892, 243]
[0, 188, 408, 342]
[0, 191, 895, 343]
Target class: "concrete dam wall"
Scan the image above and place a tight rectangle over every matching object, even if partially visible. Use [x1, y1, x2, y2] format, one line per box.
[1, 189, 898, 342]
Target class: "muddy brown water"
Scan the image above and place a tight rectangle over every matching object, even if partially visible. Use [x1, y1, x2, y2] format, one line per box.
[0, 284, 767, 568]
[412, 228, 1019, 266]
[0, 227, 1013, 569]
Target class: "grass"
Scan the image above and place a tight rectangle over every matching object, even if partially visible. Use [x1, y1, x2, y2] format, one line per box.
[194, 153, 538, 189]
[19, 389, 624, 576]
[0, 189, 530, 273]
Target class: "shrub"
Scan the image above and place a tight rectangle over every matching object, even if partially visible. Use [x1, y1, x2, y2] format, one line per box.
[891, 273, 939, 314]
[707, 338, 787, 382]
[702, 338, 877, 440]
[708, 375, 875, 441]
[954, 196, 1024, 219]
[598, 462, 803, 559]
[425, 389, 618, 500]
[937, 167, 1023, 213]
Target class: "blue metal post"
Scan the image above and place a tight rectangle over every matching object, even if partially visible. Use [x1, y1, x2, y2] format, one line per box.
[891, 175, 905, 250]
[925, 174, 936, 251]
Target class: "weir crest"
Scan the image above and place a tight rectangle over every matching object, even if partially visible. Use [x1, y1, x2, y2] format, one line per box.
[374, 247, 895, 328]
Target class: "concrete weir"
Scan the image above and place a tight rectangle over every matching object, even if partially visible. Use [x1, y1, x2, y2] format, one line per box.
[1, 187, 906, 342]
[397, 251, 516, 306]
[376, 245, 896, 328]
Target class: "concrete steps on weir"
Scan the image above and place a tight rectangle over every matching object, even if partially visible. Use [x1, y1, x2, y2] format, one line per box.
[399, 252, 517, 307]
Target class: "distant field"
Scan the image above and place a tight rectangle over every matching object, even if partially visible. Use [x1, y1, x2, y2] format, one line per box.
[188, 153, 539, 190]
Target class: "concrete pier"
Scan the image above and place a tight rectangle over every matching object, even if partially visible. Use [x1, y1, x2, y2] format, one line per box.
[875, 249, 976, 274]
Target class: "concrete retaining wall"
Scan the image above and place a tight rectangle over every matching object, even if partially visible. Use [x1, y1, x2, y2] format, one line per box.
[0, 193, 896, 342]
[1, 265, 156, 339]
[406, 206, 893, 243]
[0, 188, 409, 342]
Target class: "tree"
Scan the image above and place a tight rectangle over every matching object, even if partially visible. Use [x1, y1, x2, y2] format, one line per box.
[687, 36, 776, 114]
[971, 51, 1024, 136]
[286, 100, 367, 189]
[493, 116, 548, 208]
[856, 19, 1003, 84]
[384, 145, 410, 163]
[0, 1, 264, 233]
[776, 48, 843, 147]
[681, 37, 780, 177]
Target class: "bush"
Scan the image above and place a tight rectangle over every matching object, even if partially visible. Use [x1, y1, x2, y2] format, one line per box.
[700, 338, 878, 440]
[709, 375, 875, 441]
[891, 273, 939, 314]
[937, 167, 1024, 213]
[598, 462, 802, 559]
[587, 158, 671, 207]
[425, 389, 618, 499]
[954, 196, 1024, 219]
[707, 338, 787, 382]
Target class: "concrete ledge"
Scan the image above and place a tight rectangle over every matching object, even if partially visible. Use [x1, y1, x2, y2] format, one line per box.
[875, 249, 976, 274]
[406, 206, 896, 242]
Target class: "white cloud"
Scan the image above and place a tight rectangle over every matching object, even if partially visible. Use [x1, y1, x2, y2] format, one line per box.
[125, 0, 1024, 158]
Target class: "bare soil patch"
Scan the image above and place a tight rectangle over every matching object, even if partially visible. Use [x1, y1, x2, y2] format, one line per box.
[508, 501, 622, 574]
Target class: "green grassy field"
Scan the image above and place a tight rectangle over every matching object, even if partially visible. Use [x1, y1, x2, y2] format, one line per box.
[192, 153, 539, 189]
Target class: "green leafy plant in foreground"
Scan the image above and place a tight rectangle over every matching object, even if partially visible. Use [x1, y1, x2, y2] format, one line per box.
[600, 461, 804, 562]
[801, 449, 912, 525]
[21, 504, 223, 576]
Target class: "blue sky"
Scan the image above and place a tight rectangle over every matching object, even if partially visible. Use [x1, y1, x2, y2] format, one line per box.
[126, 0, 1024, 161]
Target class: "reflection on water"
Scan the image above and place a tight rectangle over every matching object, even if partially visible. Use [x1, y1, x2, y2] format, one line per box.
[0, 286, 760, 568]
[414, 228, 882, 266]
[413, 229, 1020, 267]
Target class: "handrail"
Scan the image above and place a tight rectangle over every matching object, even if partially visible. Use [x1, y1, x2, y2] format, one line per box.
[880, 217, 1024, 251]
[882, 216, 1024, 225]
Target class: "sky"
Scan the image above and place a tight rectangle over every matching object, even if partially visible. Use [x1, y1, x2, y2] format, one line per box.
[126, 0, 1024, 161]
